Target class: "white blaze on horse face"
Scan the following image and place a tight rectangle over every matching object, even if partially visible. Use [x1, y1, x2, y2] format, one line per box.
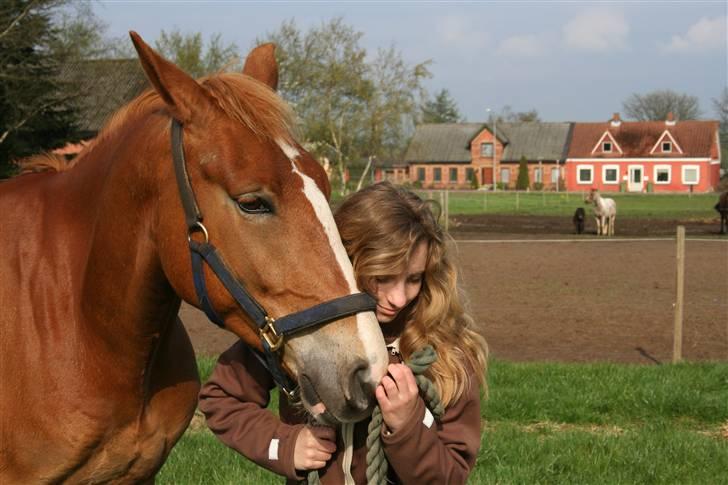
[276, 140, 387, 380]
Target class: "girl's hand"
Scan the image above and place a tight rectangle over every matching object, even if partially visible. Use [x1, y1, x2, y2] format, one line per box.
[375, 363, 419, 433]
[293, 425, 336, 470]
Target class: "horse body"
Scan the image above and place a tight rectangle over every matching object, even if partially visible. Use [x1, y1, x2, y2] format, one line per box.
[586, 189, 617, 236]
[715, 191, 728, 234]
[0, 34, 387, 482]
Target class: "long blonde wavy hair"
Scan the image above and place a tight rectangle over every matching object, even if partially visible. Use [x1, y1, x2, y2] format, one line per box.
[334, 182, 488, 407]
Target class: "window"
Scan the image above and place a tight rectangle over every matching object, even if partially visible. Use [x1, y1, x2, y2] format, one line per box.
[480, 143, 493, 157]
[449, 167, 458, 183]
[654, 165, 671, 184]
[434, 168, 442, 182]
[662, 141, 672, 152]
[682, 165, 699, 185]
[551, 167, 560, 183]
[466, 167, 475, 183]
[500, 167, 510, 184]
[603, 142, 612, 152]
[577, 165, 593, 184]
[602, 165, 619, 184]
[533, 167, 543, 183]
[417, 167, 425, 182]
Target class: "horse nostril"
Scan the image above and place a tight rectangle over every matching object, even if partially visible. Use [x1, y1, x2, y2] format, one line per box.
[345, 360, 375, 413]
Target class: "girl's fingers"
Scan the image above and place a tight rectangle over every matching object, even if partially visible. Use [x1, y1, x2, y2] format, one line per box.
[381, 375, 397, 396]
[375, 384, 391, 409]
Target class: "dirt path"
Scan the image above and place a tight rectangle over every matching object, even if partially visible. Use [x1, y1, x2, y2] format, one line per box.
[181, 215, 728, 364]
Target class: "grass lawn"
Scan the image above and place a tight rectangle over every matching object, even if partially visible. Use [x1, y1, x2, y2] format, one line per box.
[410, 190, 721, 219]
[157, 358, 728, 484]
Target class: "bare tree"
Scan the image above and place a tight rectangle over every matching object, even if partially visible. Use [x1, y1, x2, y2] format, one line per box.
[261, 18, 430, 195]
[622, 89, 701, 121]
[712, 87, 728, 131]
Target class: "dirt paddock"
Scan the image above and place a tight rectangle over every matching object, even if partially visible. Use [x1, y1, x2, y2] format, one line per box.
[182, 214, 728, 364]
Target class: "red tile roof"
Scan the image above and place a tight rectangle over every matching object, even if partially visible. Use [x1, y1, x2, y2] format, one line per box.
[567, 120, 719, 159]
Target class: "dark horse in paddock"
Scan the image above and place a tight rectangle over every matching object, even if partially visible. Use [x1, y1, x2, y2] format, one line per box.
[573, 207, 586, 234]
[715, 191, 728, 234]
[0, 33, 387, 482]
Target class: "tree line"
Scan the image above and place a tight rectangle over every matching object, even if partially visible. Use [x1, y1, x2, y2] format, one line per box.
[2, 1, 726, 185]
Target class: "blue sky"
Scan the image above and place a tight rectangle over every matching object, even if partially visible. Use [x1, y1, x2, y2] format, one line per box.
[94, 1, 727, 123]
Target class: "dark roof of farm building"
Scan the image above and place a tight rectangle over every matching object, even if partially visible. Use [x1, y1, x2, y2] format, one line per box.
[58, 59, 149, 134]
[497, 122, 573, 162]
[404, 123, 485, 163]
[404, 122, 573, 163]
[567, 120, 720, 159]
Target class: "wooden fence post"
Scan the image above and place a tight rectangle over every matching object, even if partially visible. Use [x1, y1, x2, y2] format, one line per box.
[444, 190, 449, 232]
[673, 225, 685, 363]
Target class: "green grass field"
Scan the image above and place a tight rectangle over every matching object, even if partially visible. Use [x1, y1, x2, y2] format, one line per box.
[157, 358, 728, 484]
[408, 190, 721, 219]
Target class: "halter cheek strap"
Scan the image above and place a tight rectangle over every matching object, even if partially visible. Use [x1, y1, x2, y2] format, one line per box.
[171, 119, 376, 396]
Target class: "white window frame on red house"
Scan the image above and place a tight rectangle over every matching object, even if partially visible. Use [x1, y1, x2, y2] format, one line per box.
[653, 165, 671, 184]
[550, 167, 560, 183]
[650, 130, 683, 155]
[592, 132, 623, 155]
[480, 142, 493, 157]
[681, 165, 700, 185]
[602, 164, 619, 184]
[576, 165, 593, 184]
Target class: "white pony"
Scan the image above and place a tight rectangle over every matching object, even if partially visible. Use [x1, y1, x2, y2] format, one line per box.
[586, 189, 617, 236]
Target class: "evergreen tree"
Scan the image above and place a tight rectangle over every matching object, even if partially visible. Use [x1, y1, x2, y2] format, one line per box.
[516, 156, 530, 190]
[421, 89, 462, 123]
[0, 0, 81, 177]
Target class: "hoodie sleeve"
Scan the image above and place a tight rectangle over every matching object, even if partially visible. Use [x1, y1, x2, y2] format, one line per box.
[380, 375, 482, 484]
[198, 341, 305, 480]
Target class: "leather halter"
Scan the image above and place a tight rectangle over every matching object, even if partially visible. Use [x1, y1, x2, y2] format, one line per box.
[170, 119, 376, 396]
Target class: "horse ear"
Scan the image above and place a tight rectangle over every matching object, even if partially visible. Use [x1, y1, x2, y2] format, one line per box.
[129, 31, 209, 123]
[242, 43, 278, 91]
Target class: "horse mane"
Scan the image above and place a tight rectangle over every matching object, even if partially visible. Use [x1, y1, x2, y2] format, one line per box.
[16, 153, 79, 175]
[13, 72, 296, 176]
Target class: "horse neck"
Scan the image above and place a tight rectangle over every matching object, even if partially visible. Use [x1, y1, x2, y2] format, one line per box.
[78, 114, 180, 353]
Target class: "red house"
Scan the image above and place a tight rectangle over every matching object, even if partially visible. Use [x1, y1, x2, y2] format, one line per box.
[565, 113, 721, 193]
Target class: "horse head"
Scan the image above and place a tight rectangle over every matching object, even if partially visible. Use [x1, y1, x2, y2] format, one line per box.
[130, 33, 387, 423]
[585, 188, 599, 205]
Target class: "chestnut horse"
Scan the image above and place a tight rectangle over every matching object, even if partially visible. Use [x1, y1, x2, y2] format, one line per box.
[0, 33, 387, 482]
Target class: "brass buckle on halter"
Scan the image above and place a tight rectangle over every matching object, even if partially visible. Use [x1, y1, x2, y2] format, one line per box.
[260, 316, 283, 352]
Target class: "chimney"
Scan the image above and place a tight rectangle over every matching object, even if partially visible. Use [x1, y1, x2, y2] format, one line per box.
[610, 112, 621, 127]
[666, 112, 676, 126]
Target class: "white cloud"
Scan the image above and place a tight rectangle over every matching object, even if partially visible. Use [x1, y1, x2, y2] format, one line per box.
[661, 16, 727, 53]
[498, 34, 546, 56]
[435, 14, 489, 49]
[563, 8, 629, 51]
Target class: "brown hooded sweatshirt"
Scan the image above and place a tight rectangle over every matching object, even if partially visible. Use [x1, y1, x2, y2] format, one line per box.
[198, 340, 482, 484]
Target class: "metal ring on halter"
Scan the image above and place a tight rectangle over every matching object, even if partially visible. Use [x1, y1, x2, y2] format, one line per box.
[260, 316, 284, 352]
[187, 222, 209, 244]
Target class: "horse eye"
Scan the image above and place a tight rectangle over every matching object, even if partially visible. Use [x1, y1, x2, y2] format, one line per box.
[237, 196, 271, 214]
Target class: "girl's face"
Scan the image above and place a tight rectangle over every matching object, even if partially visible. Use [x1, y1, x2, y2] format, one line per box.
[369, 241, 428, 323]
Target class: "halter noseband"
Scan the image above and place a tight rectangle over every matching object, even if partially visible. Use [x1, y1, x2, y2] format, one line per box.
[170, 119, 376, 397]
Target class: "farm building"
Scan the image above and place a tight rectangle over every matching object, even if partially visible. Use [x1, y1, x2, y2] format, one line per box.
[402, 115, 722, 193]
[403, 122, 572, 190]
[565, 113, 721, 193]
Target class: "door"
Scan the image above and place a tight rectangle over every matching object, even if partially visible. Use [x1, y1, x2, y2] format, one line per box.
[628, 165, 644, 192]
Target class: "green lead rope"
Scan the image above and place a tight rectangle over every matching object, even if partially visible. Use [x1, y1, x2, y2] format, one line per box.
[307, 345, 442, 485]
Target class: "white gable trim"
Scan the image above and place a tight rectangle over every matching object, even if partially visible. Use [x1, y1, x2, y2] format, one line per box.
[650, 130, 684, 155]
[591, 131, 623, 155]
